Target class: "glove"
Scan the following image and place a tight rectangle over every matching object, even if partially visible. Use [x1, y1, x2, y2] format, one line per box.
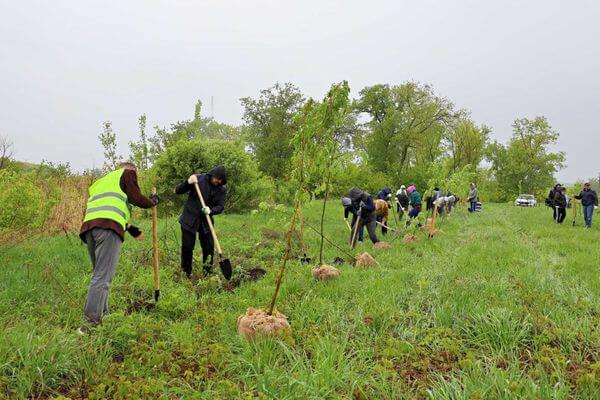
[126, 225, 143, 239]
[187, 174, 198, 185]
[202, 206, 211, 215]
[387, 193, 392, 199]
[149, 193, 160, 206]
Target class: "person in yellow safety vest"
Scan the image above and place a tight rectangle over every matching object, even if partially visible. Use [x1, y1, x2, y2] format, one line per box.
[77, 162, 159, 334]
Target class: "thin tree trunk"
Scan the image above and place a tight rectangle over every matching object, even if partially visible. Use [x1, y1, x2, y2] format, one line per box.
[268, 208, 297, 315]
[319, 168, 332, 265]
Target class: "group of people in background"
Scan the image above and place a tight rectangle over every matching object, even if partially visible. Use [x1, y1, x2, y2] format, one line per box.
[547, 182, 598, 227]
[342, 183, 476, 245]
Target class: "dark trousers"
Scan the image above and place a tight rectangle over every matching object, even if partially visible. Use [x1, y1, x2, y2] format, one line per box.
[361, 213, 379, 244]
[181, 226, 214, 275]
[556, 207, 566, 224]
[469, 201, 477, 212]
[552, 206, 557, 221]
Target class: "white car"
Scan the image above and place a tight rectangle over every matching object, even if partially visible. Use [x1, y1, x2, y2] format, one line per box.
[515, 194, 537, 207]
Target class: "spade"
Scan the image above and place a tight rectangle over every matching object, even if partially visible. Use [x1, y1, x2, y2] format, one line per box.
[193, 182, 233, 280]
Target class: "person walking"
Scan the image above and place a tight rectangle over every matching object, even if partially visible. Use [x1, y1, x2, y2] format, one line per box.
[176, 165, 227, 278]
[467, 183, 479, 213]
[78, 162, 159, 333]
[574, 182, 598, 228]
[553, 187, 568, 224]
[405, 185, 422, 227]
[395, 185, 410, 220]
[349, 187, 380, 245]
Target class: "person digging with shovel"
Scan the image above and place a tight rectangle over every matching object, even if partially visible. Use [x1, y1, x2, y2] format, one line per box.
[349, 187, 380, 246]
[78, 162, 160, 335]
[176, 165, 227, 279]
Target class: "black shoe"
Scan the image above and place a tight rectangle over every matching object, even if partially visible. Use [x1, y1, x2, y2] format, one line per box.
[202, 264, 213, 276]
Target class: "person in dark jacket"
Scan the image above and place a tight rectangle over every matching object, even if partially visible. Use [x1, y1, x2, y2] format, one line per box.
[546, 184, 561, 221]
[553, 187, 568, 224]
[343, 196, 363, 242]
[176, 165, 227, 278]
[349, 187, 379, 245]
[377, 187, 393, 204]
[574, 182, 598, 228]
[395, 185, 409, 219]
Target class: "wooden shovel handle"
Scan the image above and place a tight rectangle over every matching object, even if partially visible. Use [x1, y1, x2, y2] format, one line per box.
[151, 187, 159, 292]
[351, 215, 361, 248]
[193, 182, 223, 256]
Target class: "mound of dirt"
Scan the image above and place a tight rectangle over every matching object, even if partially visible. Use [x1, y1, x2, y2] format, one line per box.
[125, 299, 155, 315]
[245, 268, 267, 281]
[373, 241, 391, 249]
[237, 307, 291, 339]
[403, 234, 420, 243]
[312, 264, 340, 281]
[261, 229, 283, 240]
[355, 252, 379, 267]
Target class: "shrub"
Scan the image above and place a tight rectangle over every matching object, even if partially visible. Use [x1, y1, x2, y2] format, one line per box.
[0, 170, 49, 231]
[150, 139, 273, 213]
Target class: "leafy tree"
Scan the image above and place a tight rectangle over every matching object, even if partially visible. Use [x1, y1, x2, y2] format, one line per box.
[489, 116, 565, 200]
[98, 121, 122, 172]
[240, 83, 305, 180]
[151, 139, 272, 213]
[149, 101, 242, 162]
[129, 114, 150, 171]
[445, 119, 490, 173]
[354, 83, 456, 179]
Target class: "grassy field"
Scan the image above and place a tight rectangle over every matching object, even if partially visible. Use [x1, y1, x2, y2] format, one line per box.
[1, 202, 599, 399]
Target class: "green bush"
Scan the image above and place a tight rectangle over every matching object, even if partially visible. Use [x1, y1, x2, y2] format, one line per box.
[150, 139, 273, 213]
[0, 170, 49, 231]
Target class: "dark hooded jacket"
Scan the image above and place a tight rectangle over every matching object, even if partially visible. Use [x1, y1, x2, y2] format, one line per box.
[377, 188, 392, 201]
[349, 187, 376, 219]
[176, 165, 227, 234]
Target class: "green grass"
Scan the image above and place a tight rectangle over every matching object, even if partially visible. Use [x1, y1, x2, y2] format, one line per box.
[1, 203, 599, 399]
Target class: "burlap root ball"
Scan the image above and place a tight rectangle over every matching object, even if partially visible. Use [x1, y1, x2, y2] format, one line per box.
[237, 307, 291, 339]
[355, 252, 379, 267]
[373, 241, 391, 249]
[312, 265, 340, 281]
[403, 234, 420, 243]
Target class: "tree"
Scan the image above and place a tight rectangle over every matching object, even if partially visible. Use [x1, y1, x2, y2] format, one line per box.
[98, 121, 122, 172]
[240, 83, 305, 179]
[149, 101, 242, 162]
[354, 83, 457, 180]
[0, 135, 14, 169]
[129, 114, 150, 171]
[489, 116, 565, 200]
[444, 119, 490, 173]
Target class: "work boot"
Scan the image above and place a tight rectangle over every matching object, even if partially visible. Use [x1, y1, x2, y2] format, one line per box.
[202, 264, 213, 276]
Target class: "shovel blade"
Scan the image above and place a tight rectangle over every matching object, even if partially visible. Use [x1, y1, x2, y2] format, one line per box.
[219, 258, 233, 280]
[154, 289, 160, 302]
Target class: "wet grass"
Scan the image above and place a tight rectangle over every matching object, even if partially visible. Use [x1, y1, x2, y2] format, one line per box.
[0, 203, 599, 399]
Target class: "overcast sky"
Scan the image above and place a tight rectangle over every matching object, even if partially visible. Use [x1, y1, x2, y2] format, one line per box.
[1, 0, 598, 182]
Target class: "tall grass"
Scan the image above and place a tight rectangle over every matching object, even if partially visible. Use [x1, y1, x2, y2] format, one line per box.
[0, 203, 599, 398]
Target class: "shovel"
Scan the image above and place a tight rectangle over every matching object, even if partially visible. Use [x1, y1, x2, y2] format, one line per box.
[350, 215, 361, 249]
[193, 182, 233, 280]
[151, 187, 160, 301]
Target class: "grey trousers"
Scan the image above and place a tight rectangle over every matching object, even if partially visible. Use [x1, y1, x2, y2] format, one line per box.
[83, 228, 122, 325]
